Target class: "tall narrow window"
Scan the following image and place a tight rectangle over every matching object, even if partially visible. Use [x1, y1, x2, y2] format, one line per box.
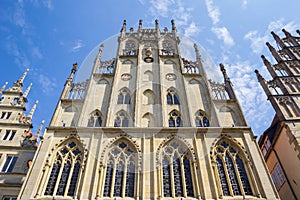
[167, 89, 180, 105]
[114, 111, 129, 127]
[87, 111, 102, 127]
[1, 156, 18, 173]
[2, 130, 16, 141]
[44, 141, 83, 197]
[195, 110, 210, 127]
[117, 88, 131, 104]
[213, 140, 253, 197]
[169, 110, 182, 127]
[103, 140, 137, 198]
[161, 140, 194, 197]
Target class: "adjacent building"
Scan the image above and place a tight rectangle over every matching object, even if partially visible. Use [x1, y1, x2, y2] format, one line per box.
[16, 20, 279, 199]
[0, 70, 43, 199]
[257, 30, 300, 200]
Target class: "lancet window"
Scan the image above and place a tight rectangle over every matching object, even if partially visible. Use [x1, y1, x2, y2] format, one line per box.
[117, 88, 131, 104]
[161, 140, 194, 197]
[114, 111, 129, 127]
[195, 110, 210, 127]
[44, 140, 83, 197]
[103, 140, 137, 198]
[87, 110, 102, 127]
[167, 89, 180, 105]
[168, 110, 182, 127]
[213, 140, 253, 197]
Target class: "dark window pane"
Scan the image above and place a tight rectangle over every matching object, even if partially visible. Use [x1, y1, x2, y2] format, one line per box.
[103, 163, 113, 197]
[114, 162, 125, 197]
[122, 117, 129, 127]
[162, 157, 171, 197]
[225, 153, 241, 195]
[236, 156, 252, 195]
[174, 94, 180, 104]
[216, 157, 230, 196]
[67, 162, 81, 196]
[56, 161, 71, 195]
[167, 93, 173, 104]
[124, 93, 131, 104]
[169, 117, 175, 127]
[95, 117, 102, 127]
[45, 161, 61, 195]
[117, 93, 123, 104]
[125, 163, 135, 197]
[173, 156, 183, 196]
[184, 157, 194, 197]
[87, 117, 94, 127]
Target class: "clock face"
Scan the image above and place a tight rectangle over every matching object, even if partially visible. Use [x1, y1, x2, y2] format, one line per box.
[121, 73, 132, 81]
[165, 73, 177, 81]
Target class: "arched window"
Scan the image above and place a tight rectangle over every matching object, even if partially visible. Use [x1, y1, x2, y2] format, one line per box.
[87, 111, 102, 127]
[117, 88, 131, 104]
[114, 111, 129, 127]
[169, 110, 182, 127]
[213, 140, 253, 197]
[161, 140, 194, 197]
[44, 140, 83, 197]
[103, 140, 137, 198]
[167, 89, 180, 105]
[195, 110, 210, 127]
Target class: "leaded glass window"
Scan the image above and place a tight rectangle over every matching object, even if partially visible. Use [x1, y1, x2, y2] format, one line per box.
[44, 140, 83, 197]
[117, 88, 131, 104]
[167, 89, 180, 105]
[213, 140, 253, 197]
[195, 110, 210, 127]
[114, 111, 130, 127]
[103, 140, 137, 198]
[161, 140, 194, 197]
[169, 110, 182, 127]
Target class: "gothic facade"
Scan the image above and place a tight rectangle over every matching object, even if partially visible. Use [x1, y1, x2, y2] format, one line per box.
[18, 20, 279, 199]
[257, 30, 300, 200]
[0, 70, 43, 199]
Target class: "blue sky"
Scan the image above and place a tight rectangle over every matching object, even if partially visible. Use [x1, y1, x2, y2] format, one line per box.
[0, 0, 299, 136]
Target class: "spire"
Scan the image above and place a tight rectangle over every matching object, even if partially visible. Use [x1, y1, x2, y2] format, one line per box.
[27, 100, 38, 120]
[93, 44, 104, 74]
[282, 29, 299, 46]
[220, 63, 236, 99]
[14, 68, 29, 88]
[23, 83, 32, 99]
[266, 42, 282, 63]
[0, 82, 8, 94]
[138, 19, 143, 31]
[271, 31, 286, 49]
[261, 55, 277, 78]
[255, 69, 272, 97]
[35, 120, 45, 140]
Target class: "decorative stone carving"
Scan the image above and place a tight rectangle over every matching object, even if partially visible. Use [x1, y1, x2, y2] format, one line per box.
[121, 73, 132, 81]
[165, 73, 177, 81]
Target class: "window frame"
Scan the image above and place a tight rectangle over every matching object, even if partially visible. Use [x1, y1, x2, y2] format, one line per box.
[1, 155, 18, 173]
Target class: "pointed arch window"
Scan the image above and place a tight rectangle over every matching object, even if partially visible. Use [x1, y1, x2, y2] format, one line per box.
[87, 111, 102, 127]
[169, 110, 182, 127]
[117, 88, 131, 104]
[103, 140, 137, 198]
[44, 141, 83, 197]
[195, 110, 210, 127]
[114, 111, 129, 127]
[167, 89, 180, 105]
[213, 140, 253, 197]
[161, 140, 194, 197]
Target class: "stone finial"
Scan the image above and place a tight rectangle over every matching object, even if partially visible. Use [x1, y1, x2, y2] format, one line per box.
[271, 31, 285, 48]
[220, 63, 231, 83]
[139, 19, 143, 30]
[0, 82, 8, 94]
[155, 19, 158, 27]
[282, 29, 292, 37]
[254, 69, 263, 80]
[27, 100, 38, 120]
[171, 19, 176, 30]
[36, 120, 45, 139]
[122, 20, 126, 31]
[296, 30, 300, 36]
[266, 42, 282, 62]
[23, 83, 32, 98]
[14, 68, 29, 88]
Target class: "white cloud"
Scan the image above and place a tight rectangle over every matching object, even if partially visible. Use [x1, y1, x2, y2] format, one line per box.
[184, 22, 200, 37]
[149, 0, 175, 17]
[72, 40, 84, 52]
[242, 0, 248, 9]
[31, 47, 43, 59]
[244, 30, 269, 54]
[38, 74, 57, 94]
[205, 0, 220, 25]
[212, 27, 235, 47]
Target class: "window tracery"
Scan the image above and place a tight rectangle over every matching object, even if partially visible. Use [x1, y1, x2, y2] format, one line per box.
[209, 80, 230, 100]
[213, 140, 253, 197]
[195, 110, 210, 127]
[162, 41, 175, 55]
[103, 140, 137, 198]
[168, 110, 182, 127]
[44, 141, 83, 197]
[117, 88, 131, 104]
[167, 88, 180, 105]
[160, 140, 194, 197]
[114, 111, 129, 127]
[87, 110, 102, 127]
[123, 41, 137, 56]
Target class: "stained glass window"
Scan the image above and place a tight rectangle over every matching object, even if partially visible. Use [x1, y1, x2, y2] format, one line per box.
[161, 140, 194, 197]
[195, 110, 210, 127]
[103, 140, 136, 198]
[167, 89, 180, 105]
[214, 140, 253, 197]
[44, 141, 83, 197]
